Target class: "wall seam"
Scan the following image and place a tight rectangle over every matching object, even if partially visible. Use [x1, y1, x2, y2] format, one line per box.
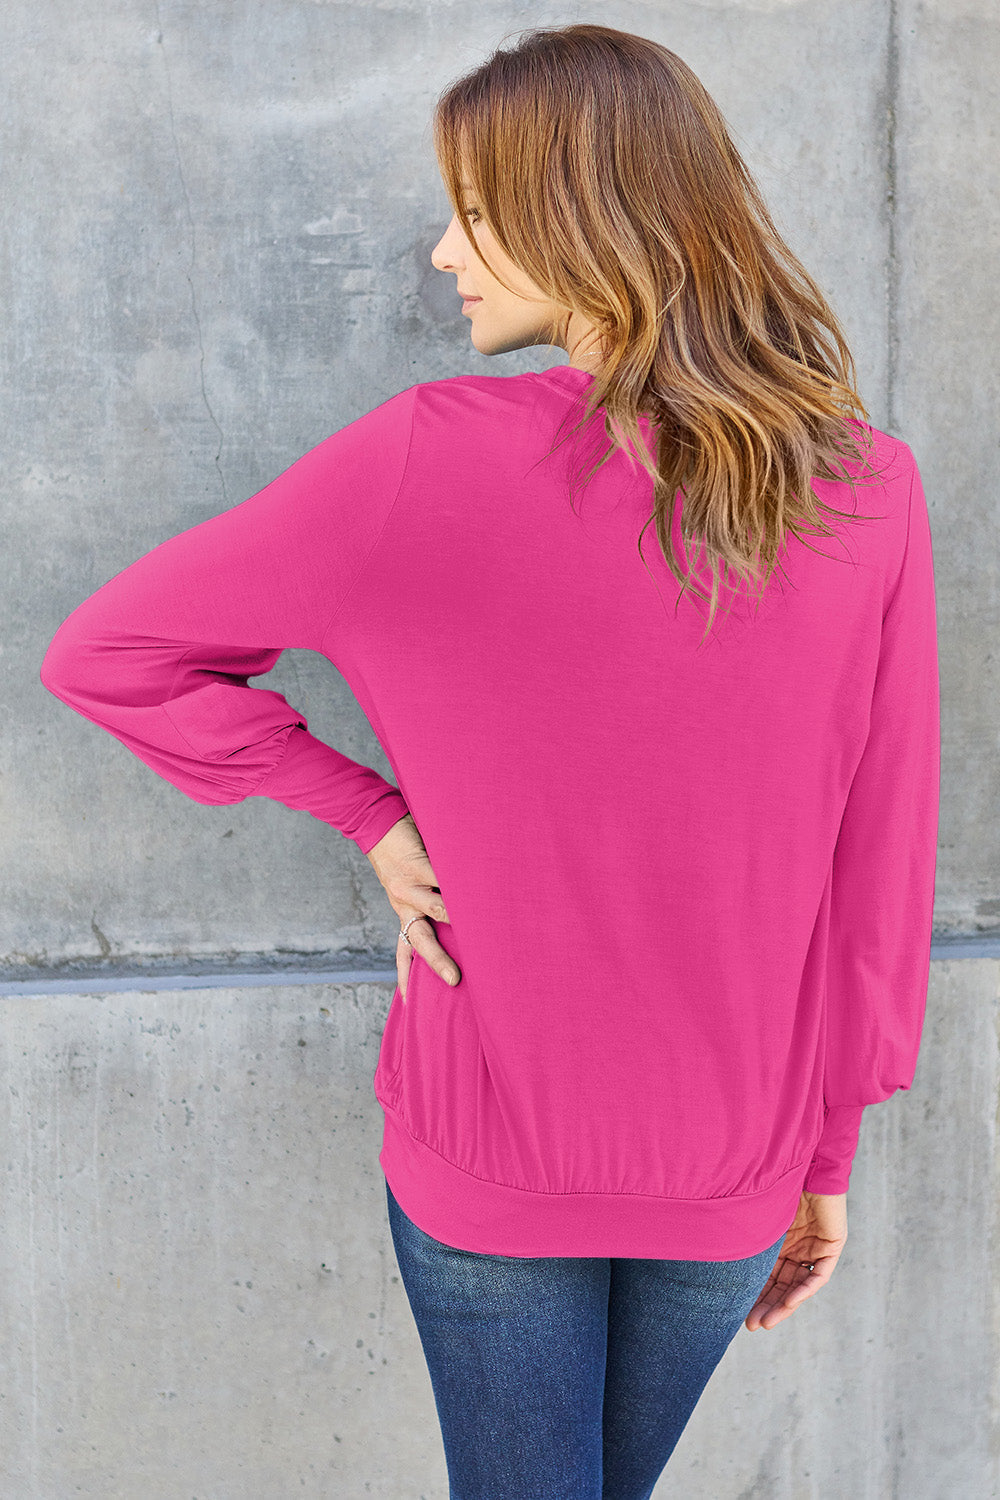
[0, 936, 997, 997]
[886, 0, 900, 436]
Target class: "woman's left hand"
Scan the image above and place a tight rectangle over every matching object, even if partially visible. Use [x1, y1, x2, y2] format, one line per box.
[744, 1189, 849, 1331]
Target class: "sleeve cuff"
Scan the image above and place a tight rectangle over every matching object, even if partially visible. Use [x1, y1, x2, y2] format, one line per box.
[250, 726, 411, 853]
[802, 1104, 866, 1194]
[353, 793, 412, 854]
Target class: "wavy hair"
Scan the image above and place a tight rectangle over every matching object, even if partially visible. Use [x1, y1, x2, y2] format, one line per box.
[433, 23, 890, 641]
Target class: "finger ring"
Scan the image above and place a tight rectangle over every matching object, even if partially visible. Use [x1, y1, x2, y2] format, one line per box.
[400, 916, 421, 947]
[799, 1261, 816, 1272]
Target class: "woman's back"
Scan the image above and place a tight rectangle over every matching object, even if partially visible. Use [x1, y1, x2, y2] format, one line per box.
[39, 358, 939, 1259]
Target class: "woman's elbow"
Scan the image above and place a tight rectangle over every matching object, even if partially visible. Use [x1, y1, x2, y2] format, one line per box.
[39, 621, 92, 703]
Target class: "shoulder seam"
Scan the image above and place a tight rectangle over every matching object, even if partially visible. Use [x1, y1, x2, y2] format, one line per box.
[881, 445, 917, 620]
[319, 384, 420, 653]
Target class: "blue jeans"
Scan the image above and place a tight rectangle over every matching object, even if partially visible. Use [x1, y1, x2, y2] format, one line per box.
[385, 1179, 785, 1500]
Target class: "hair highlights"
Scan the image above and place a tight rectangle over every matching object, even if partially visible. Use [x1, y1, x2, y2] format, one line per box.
[434, 23, 889, 642]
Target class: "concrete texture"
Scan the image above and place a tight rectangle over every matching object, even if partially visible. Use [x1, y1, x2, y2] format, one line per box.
[1, 959, 997, 1498]
[4, 0, 999, 1494]
[8, 0, 905, 968]
[894, 0, 1000, 932]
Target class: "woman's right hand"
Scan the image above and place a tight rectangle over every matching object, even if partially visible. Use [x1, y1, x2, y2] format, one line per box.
[365, 813, 461, 1001]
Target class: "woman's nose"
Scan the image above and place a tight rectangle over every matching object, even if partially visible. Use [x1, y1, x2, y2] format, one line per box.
[431, 218, 463, 273]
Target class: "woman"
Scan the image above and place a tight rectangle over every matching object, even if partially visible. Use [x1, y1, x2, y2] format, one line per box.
[40, 23, 939, 1500]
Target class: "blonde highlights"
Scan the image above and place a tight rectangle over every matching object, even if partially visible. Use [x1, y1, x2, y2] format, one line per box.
[434, 23, 889, 642]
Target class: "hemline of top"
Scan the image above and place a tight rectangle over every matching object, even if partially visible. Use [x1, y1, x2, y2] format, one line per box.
[377, 1098, 805, 1262]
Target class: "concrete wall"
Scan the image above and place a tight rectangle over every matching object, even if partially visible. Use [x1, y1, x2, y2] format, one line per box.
[4, 1, 998, 1495]
[2, 959, 998, 1498]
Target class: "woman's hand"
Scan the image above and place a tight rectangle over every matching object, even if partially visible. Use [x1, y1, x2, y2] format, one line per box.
[744, 1190, 849, 1331]
[365, 813, 461, 1001]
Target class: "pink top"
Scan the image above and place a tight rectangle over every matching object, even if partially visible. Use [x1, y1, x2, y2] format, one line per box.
[40, 364, 940, 1258]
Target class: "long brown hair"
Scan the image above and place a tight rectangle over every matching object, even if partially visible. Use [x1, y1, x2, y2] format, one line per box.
[433, 23, 890, 642]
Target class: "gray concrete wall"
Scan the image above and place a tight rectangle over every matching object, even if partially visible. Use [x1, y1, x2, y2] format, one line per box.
[2, 957, 997, 1498]
[3, 0, 998, 1495]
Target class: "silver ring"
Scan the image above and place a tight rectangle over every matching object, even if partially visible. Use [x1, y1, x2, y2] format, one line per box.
[399, 916, 421, 948]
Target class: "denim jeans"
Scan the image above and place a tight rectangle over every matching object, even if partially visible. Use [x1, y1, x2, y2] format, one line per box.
[385, 1179, 786, 1500]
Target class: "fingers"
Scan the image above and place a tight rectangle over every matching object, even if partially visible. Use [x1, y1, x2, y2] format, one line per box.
[744, 1259, 829, 1332]
[368, 812, 458, 994]
[396, 927, 413, 1003]
[384, 871, 450, 929]
[397, 914, 461, 991]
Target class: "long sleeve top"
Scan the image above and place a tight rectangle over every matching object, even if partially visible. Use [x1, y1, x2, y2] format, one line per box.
[39, 363, 941, 1258]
